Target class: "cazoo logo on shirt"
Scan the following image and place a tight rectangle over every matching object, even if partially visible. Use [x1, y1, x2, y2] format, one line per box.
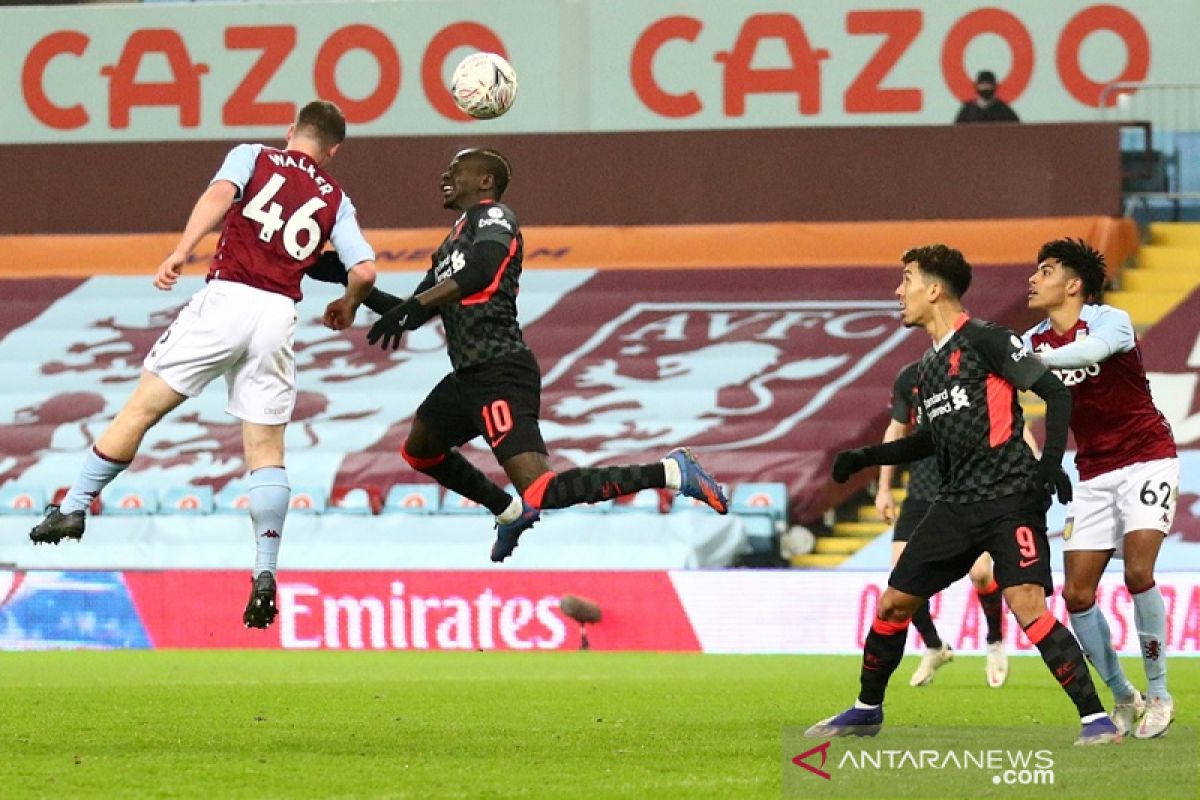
[1035, 343, 1100, 386]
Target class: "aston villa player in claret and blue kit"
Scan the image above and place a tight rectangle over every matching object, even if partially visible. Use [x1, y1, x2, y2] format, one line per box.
[1025, 238, 1179, 739]
[808, 244, 1121, 745]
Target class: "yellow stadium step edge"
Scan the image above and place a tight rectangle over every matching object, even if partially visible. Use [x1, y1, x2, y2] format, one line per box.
[790, 553, 850, 568]
[1106, 290, 1189, 329]
[815, 537, 872, 555]
[832, 521, 889, 538]
[1149, 222, 1200, 248]
[1120, 268, 1200, 293]
[857, 504, 885, 522]
[1135, 245, 1200, 272]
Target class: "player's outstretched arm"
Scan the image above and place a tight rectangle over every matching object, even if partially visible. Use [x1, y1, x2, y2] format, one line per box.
[323, 260, 377, 331]
[832, 430, 934, 483]
[1028, 371, 1073, 503]
[154, 180, 238, 291]
[1035, 308, 1135, 369]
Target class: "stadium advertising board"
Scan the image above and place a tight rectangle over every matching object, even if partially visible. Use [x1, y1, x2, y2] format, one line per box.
[3, 569, 1200, 654]
[0, 0, 1194, 143]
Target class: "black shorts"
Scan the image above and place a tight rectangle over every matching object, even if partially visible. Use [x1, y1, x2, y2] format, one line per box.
[416, 349, 547, 463]
[892, 498, 933, 543]
[889, 490, 1053, 599]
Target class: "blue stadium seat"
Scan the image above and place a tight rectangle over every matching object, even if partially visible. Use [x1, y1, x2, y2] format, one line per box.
[104, 487, 158, 515]
[730, 482, 788, 552]
[0, 485, 44, 515]
[440, 490, 489, 515]
[384, 483, 440, 514]
[159, 486, 215, 515]
[213, 482, 250, 514]
[327, 484, 382, 515]
[288, 486, 327, 514]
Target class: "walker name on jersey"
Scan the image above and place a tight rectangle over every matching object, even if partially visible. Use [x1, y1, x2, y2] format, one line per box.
[923, 385, 971, 420]
[266, 152, 335, 196]
[1035, 343, 1101, 387]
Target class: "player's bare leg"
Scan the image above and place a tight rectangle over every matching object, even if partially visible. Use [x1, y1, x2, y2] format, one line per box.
[1005, 582, 1118, 745]
[1124, 529, 1173, 738]
[891, 541, 951, 687]
[969, 553, 1007, 687]
[30, 370, 187, 544]
[241, 422, 288, 629]
[1063, 548, 1142, 733]
[807, 587, 923, 737]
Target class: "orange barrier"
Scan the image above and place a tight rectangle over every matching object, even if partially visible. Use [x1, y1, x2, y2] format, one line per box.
[0, 217, 1135, 278]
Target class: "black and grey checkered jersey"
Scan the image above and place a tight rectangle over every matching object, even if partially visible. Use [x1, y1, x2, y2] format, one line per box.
[916, 316, 1046, 503]
[429, 200, 528, 370]
[889, 361, 940, 501]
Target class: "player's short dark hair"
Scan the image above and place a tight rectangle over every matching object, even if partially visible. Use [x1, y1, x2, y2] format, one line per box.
[901, 244, 972, 299]
[295, 100, 346, 150]
[463, 148, 512, 199]
[1037, 238, 1107, 302]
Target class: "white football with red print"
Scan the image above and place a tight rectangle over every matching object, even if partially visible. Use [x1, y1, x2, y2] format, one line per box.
[450, 52, 518, 120]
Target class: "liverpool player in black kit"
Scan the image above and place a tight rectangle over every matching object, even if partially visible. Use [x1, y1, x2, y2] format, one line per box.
[807, 244, 1120, 745]
[308, 149, 728, 562]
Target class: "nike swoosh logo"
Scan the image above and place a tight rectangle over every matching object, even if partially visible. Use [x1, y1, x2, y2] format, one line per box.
[1019, 558, 1040, 568]
[488, 431, 510, 449]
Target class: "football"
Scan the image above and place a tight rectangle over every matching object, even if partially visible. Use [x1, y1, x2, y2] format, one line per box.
[450, 52, 518, 120]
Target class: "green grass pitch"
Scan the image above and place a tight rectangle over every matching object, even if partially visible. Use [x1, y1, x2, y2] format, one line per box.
[1, 651, 1196, 799]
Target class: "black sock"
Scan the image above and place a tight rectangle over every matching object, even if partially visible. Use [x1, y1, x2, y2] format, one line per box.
[977, 582, 1004, 644]
[532, 463, 666, 509]
[859, 618, 910, 706]
[418, 449, 511, 516]
[911, 600, 942, 650]
[1025, 612, 1104, 718]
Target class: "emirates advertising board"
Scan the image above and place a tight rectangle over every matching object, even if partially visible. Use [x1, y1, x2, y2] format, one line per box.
[4, 569, 1200, 654]
[0, 0, 1194, 143]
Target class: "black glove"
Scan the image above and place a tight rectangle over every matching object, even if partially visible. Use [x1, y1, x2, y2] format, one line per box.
[304, 250, 348, 286]
[1037, 458, 1073, 504]
[832, 448, 870, 484]
[366, 297, 431, 350]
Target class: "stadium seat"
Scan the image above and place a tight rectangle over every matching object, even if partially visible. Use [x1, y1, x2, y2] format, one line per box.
[384, 483, 440, 514]
[213, 482, 251, 514]
[611, 488, 672, 514]
[328, 484, 383, 515]
[51, 486, 102, 515]
[159, 486, 215, 515]
[102, 487, 158, 515]
[729, 482, 789, 553]
[439, 490, 489, 515]
[0, 485, 44, 515]
[288, 486, 328, 514]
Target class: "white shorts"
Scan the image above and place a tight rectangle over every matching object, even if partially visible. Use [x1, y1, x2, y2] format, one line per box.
[144, 279, 298, 425]
[1062, 457, 1179, 552]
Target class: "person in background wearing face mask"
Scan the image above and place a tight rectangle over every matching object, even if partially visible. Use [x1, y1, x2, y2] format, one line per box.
[955, 70, 1021, 123]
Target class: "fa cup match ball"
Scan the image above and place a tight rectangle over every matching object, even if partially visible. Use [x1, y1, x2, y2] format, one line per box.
[451, 52, 518, 120]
